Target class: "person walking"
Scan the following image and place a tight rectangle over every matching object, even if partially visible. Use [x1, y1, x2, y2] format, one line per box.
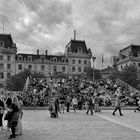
[72, 96, 78, 112]
[66, 96, 71, 112]
[134, 97, 140, 112]
[59, 95, 65, 114]
[86, 96, 94, 115]
[112, 96, 123, 116]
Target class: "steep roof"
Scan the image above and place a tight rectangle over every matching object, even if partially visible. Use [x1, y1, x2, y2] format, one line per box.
[66, 39, 88, 53]
[0, 34, 14, 48]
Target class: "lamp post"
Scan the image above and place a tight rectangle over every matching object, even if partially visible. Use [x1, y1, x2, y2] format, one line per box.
[92, 56, 96, 81]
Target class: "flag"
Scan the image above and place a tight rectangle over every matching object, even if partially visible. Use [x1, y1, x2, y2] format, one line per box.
[22, 77, 30, 95]
[102, 53, 104, 63]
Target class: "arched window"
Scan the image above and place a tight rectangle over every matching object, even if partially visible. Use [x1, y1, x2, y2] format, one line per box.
[28, 65, 32, 70]
[78, 47, 82, 53]
[18, 56, 22, 61]
[0, 41, 4, 47]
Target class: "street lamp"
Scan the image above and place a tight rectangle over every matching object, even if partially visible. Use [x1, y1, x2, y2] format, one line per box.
[92, 56, 96, 81]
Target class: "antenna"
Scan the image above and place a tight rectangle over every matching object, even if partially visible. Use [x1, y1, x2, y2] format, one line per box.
[74, 30, 76, 40]
[2, 15, 4, 34]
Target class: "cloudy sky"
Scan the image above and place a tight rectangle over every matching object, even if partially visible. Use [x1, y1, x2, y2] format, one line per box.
[1, 0, 140, 69]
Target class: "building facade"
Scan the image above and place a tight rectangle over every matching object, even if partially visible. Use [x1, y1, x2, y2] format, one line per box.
[114, 44, 140, 71]
[0, 34, 93, 83]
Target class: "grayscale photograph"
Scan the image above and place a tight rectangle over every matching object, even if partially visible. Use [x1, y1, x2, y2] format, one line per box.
[0, 0, 140, 139]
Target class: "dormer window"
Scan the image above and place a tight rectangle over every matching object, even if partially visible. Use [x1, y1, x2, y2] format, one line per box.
[78, 47, 82, 53]
[62, 58, 65, 63]
[28, 56, 32, 61]
[18, 56, 22, 61]
[0, 41, 4, 47]
[53, 58, 57, 62]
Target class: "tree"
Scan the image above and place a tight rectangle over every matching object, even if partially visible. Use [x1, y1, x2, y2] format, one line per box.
[84, 67, 102, 80]
[5, 69, 45, 91]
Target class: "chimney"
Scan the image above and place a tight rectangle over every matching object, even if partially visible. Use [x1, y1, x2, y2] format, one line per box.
[37, 49, 39, 55]
[45, 50, 48, 55]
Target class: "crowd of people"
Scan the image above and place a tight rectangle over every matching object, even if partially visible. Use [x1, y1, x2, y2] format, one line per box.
[0, 76, 140, 138]
[21, 77, 140, 108]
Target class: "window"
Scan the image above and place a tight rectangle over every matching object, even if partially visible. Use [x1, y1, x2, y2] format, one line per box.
[138, 63, 140, 67]
[78, 60, 81, 64]
[0, 64, 4, 69]
[28, 65, 32, 70]
[7, 56, 11, 61]
[54, 58, 57, 62]
[53, 66, 57, 72]
[62, 66, 66, 72]
[41, 65, 45, 71]
[78, 47, 82, 52]
[0, 55, 3, 60]
[84, 60, 87, 65]
[19, 56, 22, 61]
[0, 73, 4, 79]
[7, 64, 11, 69]
[62, 58, 65, 63]
[7, 73, 11, 79]
[72, 59, 75, 64]
[18, 64, 22, 70]
[0, 41, 4, 47]
[72, 67, 75, 72]
[78, 67, 81, 72]
[28, 56, 32, 61]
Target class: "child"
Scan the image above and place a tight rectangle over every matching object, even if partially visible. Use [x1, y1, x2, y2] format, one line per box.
[48, 101, 57, 118]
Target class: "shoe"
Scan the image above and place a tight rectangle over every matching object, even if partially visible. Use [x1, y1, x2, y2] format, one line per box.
[8, 135, 16, 139]
[112, 113, 115, 116]
[134, 110, 136, 112]
[120, 114, 123, 116]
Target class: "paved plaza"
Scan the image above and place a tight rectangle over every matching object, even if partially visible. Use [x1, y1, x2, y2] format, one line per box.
[0, 110, 140, 140]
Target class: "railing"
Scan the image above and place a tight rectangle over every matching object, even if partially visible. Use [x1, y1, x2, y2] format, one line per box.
[116, 78, 140, 94]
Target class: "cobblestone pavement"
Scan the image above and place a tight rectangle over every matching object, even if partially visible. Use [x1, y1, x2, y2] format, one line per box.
[0, 110, 140, 140]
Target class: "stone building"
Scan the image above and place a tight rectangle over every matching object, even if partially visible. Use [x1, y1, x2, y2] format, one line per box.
[114, 44, 140, 71]
[0, 34, 93, 83]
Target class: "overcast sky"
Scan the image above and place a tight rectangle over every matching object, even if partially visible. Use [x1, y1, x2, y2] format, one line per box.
[1, 0, 140, 69]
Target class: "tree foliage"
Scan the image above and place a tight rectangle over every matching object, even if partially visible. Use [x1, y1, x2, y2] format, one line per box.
[5, 69, 45, 91]
[84, 67, 102, 80]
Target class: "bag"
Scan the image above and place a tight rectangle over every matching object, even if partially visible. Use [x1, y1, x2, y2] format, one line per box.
[4, 111, 12, 120]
